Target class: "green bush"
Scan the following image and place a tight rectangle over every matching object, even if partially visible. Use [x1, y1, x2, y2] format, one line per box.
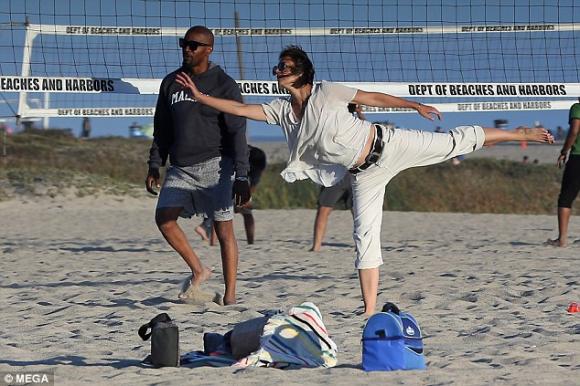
[0, 131, 572, 214]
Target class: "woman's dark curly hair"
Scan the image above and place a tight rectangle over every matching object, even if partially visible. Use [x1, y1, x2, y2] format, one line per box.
[279, 45, 315, 87]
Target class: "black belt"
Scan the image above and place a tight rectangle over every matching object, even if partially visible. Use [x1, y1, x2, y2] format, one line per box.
[349, 125, 384, 174]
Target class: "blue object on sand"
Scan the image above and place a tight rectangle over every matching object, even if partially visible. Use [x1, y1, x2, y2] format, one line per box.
[362, 303, 426, 371]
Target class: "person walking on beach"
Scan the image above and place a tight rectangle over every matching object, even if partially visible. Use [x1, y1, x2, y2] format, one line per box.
[175, 45, 553, 315]
[145, 25, 250, 305]
[311, 174, 354, 252]
[545, 97, 580, 247]
[81, 117, 91, 138]
[196, 144, 267, 245]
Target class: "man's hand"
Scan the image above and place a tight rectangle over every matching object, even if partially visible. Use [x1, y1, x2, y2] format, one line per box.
[233, 177, 251, 207]
[145, 167, 160, 195]
[557, 152, 568, 169]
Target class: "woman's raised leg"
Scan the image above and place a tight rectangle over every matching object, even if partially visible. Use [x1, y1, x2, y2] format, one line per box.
[482, 127, 554, 146]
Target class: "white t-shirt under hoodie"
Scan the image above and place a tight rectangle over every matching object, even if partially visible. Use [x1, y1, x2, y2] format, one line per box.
[261, 81, 372, 187]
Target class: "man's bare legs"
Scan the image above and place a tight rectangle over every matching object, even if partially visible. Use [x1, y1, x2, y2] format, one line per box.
[240, 185, 258, 245]
[359, 267, 379, 316]
[310, 206, 333, 251]
[194, 224, 210, 242]
[546, 207, 572, 247]
[213, 220, 239, 305]
[242, 213, 255, 244]
[482, 127, 554, 146]
[210, 226, 217, 246]
[195, 217, 218, 246]
[156, 208, 212, 287]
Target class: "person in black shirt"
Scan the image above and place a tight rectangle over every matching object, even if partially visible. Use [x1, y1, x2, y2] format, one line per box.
[196, 145, 267, 245]
[145, 26, 250, 305]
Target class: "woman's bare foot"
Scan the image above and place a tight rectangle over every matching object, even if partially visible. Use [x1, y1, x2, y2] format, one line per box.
[544, 238, 567, 247]
[516, 126, 554, 144]
[194, 225, 209, 242]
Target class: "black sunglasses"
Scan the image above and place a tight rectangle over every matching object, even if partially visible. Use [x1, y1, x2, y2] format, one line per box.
[272, 61, 293, 76]
[179, 38, 210, 51]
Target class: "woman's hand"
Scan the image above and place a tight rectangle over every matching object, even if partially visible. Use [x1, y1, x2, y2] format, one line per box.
[174, 72, 268, 122]
[175, 72, 203, 99]
[353, 90, 442, 121]
[416, 103, 441, 121]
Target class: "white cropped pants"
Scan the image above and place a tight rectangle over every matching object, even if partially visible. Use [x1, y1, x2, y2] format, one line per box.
[351, 125, 485, 269]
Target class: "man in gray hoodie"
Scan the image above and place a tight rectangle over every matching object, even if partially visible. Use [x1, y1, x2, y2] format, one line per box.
[146, 26, 250, 305]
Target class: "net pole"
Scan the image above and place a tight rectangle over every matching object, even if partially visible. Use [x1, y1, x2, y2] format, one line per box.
[17, 18, 38, 130]
[235, 11, 245, 80]
[43, 92, 50, 129]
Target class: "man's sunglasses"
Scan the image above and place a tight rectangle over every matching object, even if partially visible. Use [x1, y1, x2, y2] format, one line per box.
[272, 61, 293, 76]
[179, 38, 210, 51]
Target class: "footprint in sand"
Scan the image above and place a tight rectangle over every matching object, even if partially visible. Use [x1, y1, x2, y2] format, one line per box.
[179, 288, 223, 306]
[178, 279, 223, 306]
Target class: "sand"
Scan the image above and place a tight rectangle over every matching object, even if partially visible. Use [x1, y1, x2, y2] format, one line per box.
[0, 192, 578, 385]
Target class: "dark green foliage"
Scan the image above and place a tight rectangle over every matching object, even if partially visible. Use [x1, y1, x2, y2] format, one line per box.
[0, 131, 572, 214]
[384, 159, 562, 213]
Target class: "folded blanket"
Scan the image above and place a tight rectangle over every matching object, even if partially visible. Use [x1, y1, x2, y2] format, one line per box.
[235, 302, 338, 369]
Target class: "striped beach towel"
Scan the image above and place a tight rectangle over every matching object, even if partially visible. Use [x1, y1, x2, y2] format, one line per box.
[236, 302, 338, 369]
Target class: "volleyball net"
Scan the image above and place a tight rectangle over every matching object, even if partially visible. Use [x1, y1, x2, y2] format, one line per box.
[0, 0, 579, 121]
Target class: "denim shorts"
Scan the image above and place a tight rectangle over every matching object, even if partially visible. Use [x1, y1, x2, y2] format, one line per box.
[156, 157, 234, 221]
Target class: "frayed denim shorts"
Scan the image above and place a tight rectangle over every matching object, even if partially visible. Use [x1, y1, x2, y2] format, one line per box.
[156, 157, 234, 221]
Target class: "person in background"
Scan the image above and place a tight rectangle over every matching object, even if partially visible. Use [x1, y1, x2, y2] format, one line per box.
[196, 144, 267, 245]
[556, 126, 565, 141]
[145, 25, 250, 305]
[310, 174, 354, 252]
[81, 117, 91, 138]
[545, 97, 580, 247]
[129, 121, 143, 138]
[310, 103, 364, 252]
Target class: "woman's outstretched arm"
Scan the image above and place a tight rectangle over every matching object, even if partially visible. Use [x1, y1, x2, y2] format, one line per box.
[352, 89, 441, 121]
[175, 72, 267, 122]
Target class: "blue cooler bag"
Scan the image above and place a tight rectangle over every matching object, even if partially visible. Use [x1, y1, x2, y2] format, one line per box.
[362, 302, 426, 371]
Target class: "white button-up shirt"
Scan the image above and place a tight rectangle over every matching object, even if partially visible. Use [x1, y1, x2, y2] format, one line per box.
[261, 81, 372, 187]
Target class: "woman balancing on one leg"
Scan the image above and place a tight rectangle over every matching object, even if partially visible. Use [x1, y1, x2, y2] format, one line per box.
[175, 45, 554, 316]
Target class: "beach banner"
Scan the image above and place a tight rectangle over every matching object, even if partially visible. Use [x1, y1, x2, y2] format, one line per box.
[30, 23, 580, 37]
[17, 99, 578, 118]
[3, 76, 580, 98]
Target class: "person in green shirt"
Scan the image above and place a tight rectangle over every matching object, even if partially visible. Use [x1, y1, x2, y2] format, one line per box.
[546, 98, 580, 247]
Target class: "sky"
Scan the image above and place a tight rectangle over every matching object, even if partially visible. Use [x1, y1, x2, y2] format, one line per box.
[1, 0, 579, 139]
